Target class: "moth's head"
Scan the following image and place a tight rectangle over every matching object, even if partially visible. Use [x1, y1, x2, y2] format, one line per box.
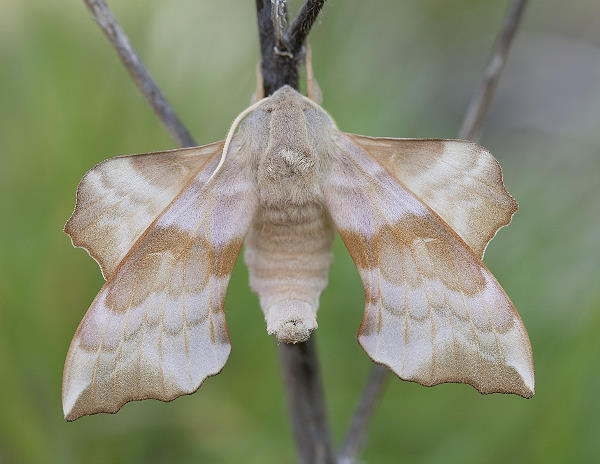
[261, 85, 334, 124]
[240, 85, 337, 158]
[266, 85, 308, 108]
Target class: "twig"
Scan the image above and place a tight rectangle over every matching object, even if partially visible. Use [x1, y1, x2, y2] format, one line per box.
[271, 0, 291, 54]
[339, 1, 530, 462]
[256, 0, 327, 95]
[288, 0, 327, 54]
[256, 0, 298, 95]
[82, 0, 196, 147]
[338, 364, 389, 463]
[459, 0, 529, 140]
[279, 339, 335, 464]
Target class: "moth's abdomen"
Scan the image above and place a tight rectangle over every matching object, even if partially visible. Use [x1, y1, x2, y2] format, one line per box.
[244, 204, 334, 343]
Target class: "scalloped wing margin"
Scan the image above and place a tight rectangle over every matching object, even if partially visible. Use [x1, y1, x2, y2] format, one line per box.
[65, 141, 224, 279]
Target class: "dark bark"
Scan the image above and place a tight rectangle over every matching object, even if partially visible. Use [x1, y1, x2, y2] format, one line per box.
[289, 0, 327, 54]
[255, 0, 299, 95]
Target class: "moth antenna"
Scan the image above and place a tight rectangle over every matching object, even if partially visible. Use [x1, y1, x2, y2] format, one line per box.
[250, 62, 264, 104]
[305, 41, 323, 105]
[209, 97, 267, 182]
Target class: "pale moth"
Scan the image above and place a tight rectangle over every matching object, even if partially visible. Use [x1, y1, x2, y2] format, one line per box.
[63, 67, 534, 421]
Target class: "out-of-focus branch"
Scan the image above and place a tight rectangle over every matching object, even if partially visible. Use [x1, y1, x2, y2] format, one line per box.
[339, 1, 530, 462]
[337, 364, 389, 463]
[82, 0, 196, 147]
[459, 0, 529, 140]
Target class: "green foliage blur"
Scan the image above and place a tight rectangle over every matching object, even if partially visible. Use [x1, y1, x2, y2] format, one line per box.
[1, 0, 599, 462]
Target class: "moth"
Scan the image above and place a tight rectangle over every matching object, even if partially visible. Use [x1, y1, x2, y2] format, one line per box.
[63, 73, 534, 421]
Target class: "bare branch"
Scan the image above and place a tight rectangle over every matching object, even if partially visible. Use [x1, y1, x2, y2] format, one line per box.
[339, 2, 530, 462]
[289, 0, 327, 54]
[338, 365, 389, 463]
[279, 339, 336, 464]
[459, 0, 529, 140]
[255, 0, 327, 95]
[256, 0, 299, 95]
[82, 0, 196, 147]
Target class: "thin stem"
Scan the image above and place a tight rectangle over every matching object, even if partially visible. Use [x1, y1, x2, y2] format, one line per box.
[459, 0, 529, 140]
[337, 364, 389, 463]
[271, 0, 291, 53]
[288, 0, 327, 54]
[279, 339, 335, 464]
[339, 1, 530, 462]
[82, 0, 196, 147]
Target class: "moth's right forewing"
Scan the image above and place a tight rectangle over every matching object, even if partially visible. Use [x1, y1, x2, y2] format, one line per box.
[323, 133, 534, 398]
[63, 144, 258, 421]
[64, 142, 224, 279]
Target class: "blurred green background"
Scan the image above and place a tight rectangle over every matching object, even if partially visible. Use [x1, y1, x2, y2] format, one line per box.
[1, 0, 599, 462]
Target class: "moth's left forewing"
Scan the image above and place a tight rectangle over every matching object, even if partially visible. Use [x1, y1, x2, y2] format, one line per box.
[323, 133, 534, 397]
[347, 134, 518, 258]
[63, 144, 258, 420]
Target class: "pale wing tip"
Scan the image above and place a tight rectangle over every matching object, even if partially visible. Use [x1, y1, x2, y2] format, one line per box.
[62, 387, 87, 422]
[517, 365, 535, 399]
[63, 401, 73, 422]
[62, 393, 125, 422]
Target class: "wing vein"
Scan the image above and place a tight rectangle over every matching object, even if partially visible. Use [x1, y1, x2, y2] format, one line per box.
[481, 294, 507, 379]
[408, 242, 436, 383]
[182, 248, 193, 386]
[423, 241, 463, 382]
[446, 249, 484, 387]
[136, 263, 157, 398]
[111, 274, 138, 403]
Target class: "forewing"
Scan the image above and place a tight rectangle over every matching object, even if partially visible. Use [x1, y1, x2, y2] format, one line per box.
[347, 134, 517, 258]
[323, 134, 534, 397]
[63, 145, 257, 420]
[65, 141, 224, 278]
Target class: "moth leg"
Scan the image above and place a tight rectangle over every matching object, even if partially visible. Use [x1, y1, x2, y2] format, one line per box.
[305, 41, 323, 105]
[250, 62, 265, 104]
